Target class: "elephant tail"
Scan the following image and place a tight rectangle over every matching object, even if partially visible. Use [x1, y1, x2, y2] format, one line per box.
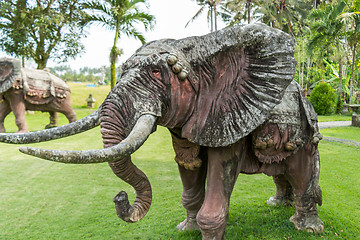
[312, 149, 322, 206]
[0, 110, 100, 144]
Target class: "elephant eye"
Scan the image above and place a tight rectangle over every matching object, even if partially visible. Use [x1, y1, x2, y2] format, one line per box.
[152, 69, 161, 79]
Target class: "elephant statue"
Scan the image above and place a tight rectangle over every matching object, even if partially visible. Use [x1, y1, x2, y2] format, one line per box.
[0, 23, 324, 239]
[0, 57, 76, 133]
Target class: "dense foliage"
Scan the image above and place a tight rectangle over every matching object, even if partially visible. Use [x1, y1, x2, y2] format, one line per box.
[0, 0, 85, 69]
[219, 0, 360, 106]
[309, 82, 337, 115]
[1, 0, 359, 108]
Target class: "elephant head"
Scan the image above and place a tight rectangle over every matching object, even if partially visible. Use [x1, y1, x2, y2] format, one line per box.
[0, 23, 296, 223]
[0, 57, 22, 93]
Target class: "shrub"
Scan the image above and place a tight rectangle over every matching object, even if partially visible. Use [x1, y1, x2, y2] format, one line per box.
[309, 82, 337, 115]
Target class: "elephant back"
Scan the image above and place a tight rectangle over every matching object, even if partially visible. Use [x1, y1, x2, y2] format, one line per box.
[251, 81, 320, 164]
[0, 57, 21, 93]
[21, 68, 70, 105]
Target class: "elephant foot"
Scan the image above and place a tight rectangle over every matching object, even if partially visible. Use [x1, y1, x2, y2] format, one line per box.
[266, 196, 294, 207]
[45, 123, 58, 129]
[290, 213, 324, 233]
[16, 129, 29, 133]
[176, 217, 199, 231]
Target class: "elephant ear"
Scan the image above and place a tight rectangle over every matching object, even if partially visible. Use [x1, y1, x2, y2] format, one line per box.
[0, 57, 21, 93]
[182, 24, 296, 147]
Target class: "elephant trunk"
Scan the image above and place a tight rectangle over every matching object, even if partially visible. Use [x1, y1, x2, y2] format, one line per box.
[19, 113, 156, 222]
[110, 158, 152, 222]
[100, 101, 154, 222]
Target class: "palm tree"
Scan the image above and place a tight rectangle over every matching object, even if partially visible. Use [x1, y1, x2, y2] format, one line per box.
[254, 0, 313, 35]
[187, 0, 223, 32]
[81, 0, 155, 89]
[339, 0, 360, 103]
[307, 0, 347, 106]
[222, 0, 258, 24]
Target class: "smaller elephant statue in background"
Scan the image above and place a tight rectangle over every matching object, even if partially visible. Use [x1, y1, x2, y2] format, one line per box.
[0, 57, 76, 133]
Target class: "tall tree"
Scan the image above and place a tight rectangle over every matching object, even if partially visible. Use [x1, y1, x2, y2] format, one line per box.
[307, 0, 346, 107]
[222, 0, 258, 25]
[187, 0, 223, 32]
[339, 0, 360, 103]
[307, 0, 347, 101]
[81, 0, 154, 89]
[254, 0, 313, 35]
[0, 0, 85, 69]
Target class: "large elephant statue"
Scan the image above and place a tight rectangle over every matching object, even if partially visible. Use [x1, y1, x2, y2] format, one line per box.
[0, 57, 76, 133]
[0, 23, 324, 239]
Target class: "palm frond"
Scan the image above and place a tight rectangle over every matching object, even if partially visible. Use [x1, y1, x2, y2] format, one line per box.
[185, 5, 206, 28]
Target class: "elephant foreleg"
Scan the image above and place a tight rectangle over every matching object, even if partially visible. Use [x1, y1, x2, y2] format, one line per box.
[7, 93, 28, 133]
[0, 99, 11, 133]
[285, 148, 323, 233]
[197, 146, 239, 240]
[45, 111, 58, 129]
[267, 175, 294, 206]
[177, 162, 207, 231]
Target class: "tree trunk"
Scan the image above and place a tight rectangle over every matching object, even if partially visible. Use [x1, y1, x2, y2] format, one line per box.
[214, 4, 217, 32]
[36, 58, 47, 69]
[110, 60, 116, 89]
[336, 42, 343, 100]
[247, 0, 251, 24]
[306, 58, 311, 90]
[338, 60, 343, 98]
[349, 43, 357, 104]
[110, 26, 120, 89]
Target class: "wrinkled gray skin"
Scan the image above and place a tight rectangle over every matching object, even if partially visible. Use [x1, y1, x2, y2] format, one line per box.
[0, 24, 324, 239]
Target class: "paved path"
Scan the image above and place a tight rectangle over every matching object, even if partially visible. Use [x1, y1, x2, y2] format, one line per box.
[318, 121, 360, 148]
[318, 121, 351, 129]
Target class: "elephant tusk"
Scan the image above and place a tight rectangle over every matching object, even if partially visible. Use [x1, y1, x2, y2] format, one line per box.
[0, 110, 101, 144]
[19, 114, 157, 164]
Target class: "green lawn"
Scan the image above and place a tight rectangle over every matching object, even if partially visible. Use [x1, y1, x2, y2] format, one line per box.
[320, 126, 360, 142]
[67, 82, 110, 109]
[1, 109, 359, 239]
[317, 114, 352, 122]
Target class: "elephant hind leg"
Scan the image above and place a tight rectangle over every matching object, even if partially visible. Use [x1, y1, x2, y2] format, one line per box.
[0, 99, 11, 133]
[267, 175, 294, 207]
[58, 108, 76, 123]
[7, 93, 28, 133]
[64, 110, 76, 123]
[45, 111, 58, 129]
[285, 148, 323, 233]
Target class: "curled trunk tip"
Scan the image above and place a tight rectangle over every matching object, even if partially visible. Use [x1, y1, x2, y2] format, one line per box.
[113, 190, 152, 223]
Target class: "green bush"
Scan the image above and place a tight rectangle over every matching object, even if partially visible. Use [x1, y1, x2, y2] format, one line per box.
[309, 82, 337, 115]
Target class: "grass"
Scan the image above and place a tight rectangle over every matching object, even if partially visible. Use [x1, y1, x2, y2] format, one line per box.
[0, 85, 359, 239]
[67, 82, 110, 109]
[317, 114, 352, 122]
[320, 126, 360, 142]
